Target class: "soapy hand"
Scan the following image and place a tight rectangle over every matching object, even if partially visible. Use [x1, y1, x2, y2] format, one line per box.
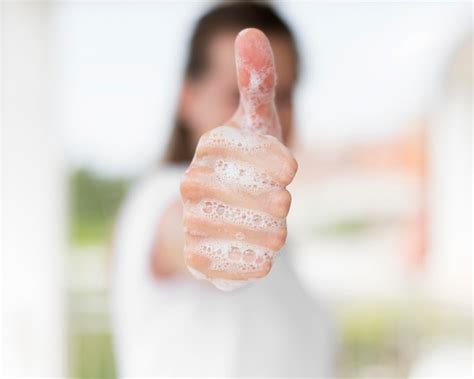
[180, 28, 298, 291]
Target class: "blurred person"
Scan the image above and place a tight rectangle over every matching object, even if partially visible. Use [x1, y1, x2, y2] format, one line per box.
[112, 1, 337, 377]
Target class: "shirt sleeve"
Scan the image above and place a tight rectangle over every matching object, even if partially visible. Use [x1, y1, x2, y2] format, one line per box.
[110, 166, 187, 376]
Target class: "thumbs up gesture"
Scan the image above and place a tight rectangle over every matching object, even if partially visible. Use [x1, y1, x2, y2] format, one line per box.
[180, 28, 298, 291]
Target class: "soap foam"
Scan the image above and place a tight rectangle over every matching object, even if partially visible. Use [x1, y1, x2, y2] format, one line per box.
[186, 239, 272, 292]
[187, 238, 273, 272]
[187, 265, 208, 281]
[211, 278, 255, 291]
[202, 125, 269, 154]
[199, 126, 284, 196]
[235, 35, 279, 137]
[187, 265, 255, 292]
[191, 199, 284, 231]
[213, 158, 279, 195]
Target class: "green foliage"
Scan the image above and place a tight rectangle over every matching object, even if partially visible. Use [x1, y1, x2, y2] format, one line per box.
[314, 218, 373, 238]
[67, 168, 132, 377]
[336, 301, 471, 378]
[69, 168, 133, 247]
[340, 304, 409, 376]
[68, 331, 116, 379]
[313, 217, 396, 239]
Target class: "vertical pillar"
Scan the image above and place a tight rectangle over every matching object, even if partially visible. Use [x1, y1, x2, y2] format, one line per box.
[2, 1, 66, 376]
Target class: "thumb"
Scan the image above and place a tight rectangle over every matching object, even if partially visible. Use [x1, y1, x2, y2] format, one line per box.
[233, 28, 281, 140]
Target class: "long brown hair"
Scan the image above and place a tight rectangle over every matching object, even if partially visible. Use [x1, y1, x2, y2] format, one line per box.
[162, 1, 299, 164]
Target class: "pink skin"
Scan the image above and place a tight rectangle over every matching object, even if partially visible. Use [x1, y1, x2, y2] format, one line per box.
[232, 28, 281, 139]
[180, 29, 298, 289]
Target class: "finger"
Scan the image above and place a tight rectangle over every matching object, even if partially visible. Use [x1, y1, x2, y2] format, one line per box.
[181, 165, 292, 219]
[233, 28, 281, 139]
[181, 173, 292, 219]
[184, 238, 273, 280]
[194, 144, 297, 187]
[183, 212, 287, 252]
[195, 127, 297, 186]
[186, 253, 272, 281]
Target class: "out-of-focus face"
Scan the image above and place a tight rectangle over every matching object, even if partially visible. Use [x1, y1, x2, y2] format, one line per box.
[179, 32, 297, 146]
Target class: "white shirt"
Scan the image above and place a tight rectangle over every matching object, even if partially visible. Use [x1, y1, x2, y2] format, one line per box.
[111, 165, 337, 377]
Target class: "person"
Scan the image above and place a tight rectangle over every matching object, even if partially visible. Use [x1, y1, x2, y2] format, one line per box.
[112, 2, 337, 377]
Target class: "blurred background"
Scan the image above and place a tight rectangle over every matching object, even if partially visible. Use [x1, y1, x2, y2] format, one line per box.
[2, 1, 472, 378]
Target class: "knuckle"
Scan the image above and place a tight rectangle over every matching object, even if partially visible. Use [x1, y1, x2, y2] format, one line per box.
[271, 154, 297, 186]
[289, 156, 298, 176]
[281, 157, 298, 184]
[268, 227, 287, 251]
[181, 213, 191, 229]
[195, 133, 212, 155]
[180, 179, 189, 197]
[259, 267, 272, 278]
[183, 246, 194, 263]
[262, 261, 272, 275]
[180, 167, 210, 201]
[180, 177, 196, 199]
[185, 252, 203, 269]
[270, 189, 292, 218]
[279, 189, 292, 212]
[253, 261, 272, 278]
